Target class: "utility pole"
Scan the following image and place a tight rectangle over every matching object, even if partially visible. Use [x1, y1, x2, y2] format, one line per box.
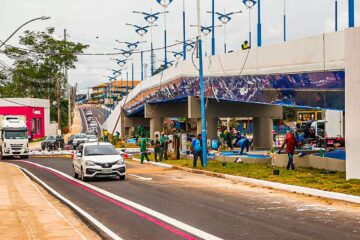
[57, 76, 61, 131]
[64, 29, 71, 132]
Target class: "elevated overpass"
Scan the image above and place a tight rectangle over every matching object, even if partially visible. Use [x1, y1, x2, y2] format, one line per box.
[103, 28, 360, 179]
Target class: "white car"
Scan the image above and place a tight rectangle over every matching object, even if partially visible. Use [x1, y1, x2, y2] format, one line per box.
[73, 143, 126, 181]
[87, 135, 98, 143]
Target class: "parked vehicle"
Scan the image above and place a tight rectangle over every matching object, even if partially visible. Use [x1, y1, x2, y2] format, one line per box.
[73, 143, 126, 181]
[72, 133, 89, 149]
[0, 116, 29, 159]
[41, 135, 64, 151]
[87, 135, 98, 143]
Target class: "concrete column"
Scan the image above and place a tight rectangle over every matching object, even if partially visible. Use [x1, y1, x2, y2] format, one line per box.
[150, 118, 163, 139]
[207, 118, 218, 139]
[253, 117, 273, 149]
[196, 119, 202, 136]
[345, 28, 360, 179]
[196, 118, 218, 139]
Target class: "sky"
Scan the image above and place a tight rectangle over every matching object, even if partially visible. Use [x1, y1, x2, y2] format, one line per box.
[0, 0, 359, 94]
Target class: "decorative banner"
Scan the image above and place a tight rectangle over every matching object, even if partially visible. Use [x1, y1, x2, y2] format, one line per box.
[123, 71, 345, 116]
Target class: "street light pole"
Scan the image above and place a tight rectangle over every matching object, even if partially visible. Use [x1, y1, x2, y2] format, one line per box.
[284, 0, 287, 41]
[257, 0, 262, 47]
[183, 0, 187, 60]
[349, 0, 355, 28]
[242, 0, 257, 47]
[211, 0, 216, 56]
[335, 0, 338, 32]
[0, 16, 50, 48]
[196, 0, 208, 167]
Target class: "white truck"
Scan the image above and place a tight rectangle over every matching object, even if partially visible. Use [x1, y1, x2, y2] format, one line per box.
[0, 116, 30, 160]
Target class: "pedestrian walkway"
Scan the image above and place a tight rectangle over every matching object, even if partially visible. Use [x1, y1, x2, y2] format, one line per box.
[64, 105, 82, 141]
[0, 162, 100, 240]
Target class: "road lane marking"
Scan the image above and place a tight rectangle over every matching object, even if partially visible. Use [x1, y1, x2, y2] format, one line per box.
[18, 160, 223, 240]
[129, 174, 152, 181]
[15, 165, 123, 240]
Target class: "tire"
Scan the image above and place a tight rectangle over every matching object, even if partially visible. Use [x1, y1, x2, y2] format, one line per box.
[74, 169, 79, 179]
[21, 155, 29, 159]
[119, 175, 126, 181]
[80, 168, 87, 182]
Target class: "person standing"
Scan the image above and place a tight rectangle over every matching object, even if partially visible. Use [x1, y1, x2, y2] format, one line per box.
[153, 134, 163, 162]
[278, 131, 297, 170]
[192, 134, 204, 168]
[103, 129, 109, 142]
[160, 133, 169, 160]
[140, 138, 150, 164]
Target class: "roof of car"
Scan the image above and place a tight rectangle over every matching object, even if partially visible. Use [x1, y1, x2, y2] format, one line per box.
[82, 142, 112, 146]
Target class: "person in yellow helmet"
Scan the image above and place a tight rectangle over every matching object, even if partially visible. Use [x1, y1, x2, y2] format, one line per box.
[241, 40, 251, 50]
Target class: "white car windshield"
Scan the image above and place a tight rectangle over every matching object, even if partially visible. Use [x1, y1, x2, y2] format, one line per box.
[84, 145, 119, 156]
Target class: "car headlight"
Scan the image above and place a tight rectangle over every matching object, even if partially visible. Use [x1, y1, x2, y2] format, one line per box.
[85, 161, 96, 166]
[117, 159, 125, 165]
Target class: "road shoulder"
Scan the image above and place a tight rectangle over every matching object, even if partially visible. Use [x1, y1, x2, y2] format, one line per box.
[0, 162, 100, 240]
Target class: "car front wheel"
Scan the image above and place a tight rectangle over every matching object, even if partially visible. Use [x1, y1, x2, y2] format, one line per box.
[80, 168, 87, 182]
[119, 175, 125, 181]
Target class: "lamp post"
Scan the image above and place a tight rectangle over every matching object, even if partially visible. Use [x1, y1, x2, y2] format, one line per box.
[133, 10, 163, 76]
[335, 0, 338, 32]
[211, 0, 215, 56]
[126, 24, 149, 81]
[0, 16, 50, 48]
[195, 0, 207, 166]
[283, 0, 287, 41]
[242, 0, 257, 47]
[156, 0, 174, 68]
[190, 25, 221, 57]
[349, 0, 355, 28]
[209, 10, 242, 53]
[183, 0, 187, 60]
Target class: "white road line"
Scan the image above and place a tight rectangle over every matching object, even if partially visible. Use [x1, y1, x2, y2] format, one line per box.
[129, 174, 152, 181]
[16, 165, 123, 240]
[18, 169, 88, 240]
[19, 161, 223, 240]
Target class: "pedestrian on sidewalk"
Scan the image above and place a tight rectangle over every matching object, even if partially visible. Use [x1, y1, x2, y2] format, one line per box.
[278, 131, 297, 170]
[153, 134, 163, 162]
[140, 138, 150, 164]
[192, 134, 204, 168]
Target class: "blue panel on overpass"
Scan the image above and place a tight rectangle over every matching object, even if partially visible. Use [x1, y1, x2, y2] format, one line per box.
[124, 71, 345, 116]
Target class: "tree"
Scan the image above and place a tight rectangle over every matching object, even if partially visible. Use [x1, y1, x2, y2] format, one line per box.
[0, 27, 88, 132]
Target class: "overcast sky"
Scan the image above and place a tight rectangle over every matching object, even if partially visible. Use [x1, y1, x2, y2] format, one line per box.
[1, 0, 359, 93]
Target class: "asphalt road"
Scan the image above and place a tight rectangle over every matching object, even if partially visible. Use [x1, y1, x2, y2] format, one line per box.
[5, 157, 360, 240]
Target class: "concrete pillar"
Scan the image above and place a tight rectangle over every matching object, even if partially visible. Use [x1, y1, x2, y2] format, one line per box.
[207, 118, 218, 139]
[196, 118, 218, 139]
[253, 117, 273, 149]
[150, 118, 163, 139]
[345, 28, 360, 179]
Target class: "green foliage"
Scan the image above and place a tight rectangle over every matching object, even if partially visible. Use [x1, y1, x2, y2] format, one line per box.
[0, 27, 88, 129]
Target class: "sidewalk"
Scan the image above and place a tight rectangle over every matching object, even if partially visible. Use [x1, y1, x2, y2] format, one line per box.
[0, 162, 100, 240]
[64, 105, 82, 141]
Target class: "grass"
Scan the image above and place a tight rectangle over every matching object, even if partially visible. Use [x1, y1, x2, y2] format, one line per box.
[133, 154, 360, 196]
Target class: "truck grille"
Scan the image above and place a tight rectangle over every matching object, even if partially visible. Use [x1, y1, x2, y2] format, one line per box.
[10, 144, 23, 150]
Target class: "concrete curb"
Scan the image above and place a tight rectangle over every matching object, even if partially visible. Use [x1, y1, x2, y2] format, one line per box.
[131, 158, 173, 169]
[17, 165, 123, 240]
[132, 158, 360, 204]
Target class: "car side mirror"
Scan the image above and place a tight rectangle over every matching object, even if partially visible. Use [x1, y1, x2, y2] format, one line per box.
[76, 152, 82, 157]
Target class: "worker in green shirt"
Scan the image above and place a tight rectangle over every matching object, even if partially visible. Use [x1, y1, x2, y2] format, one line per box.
[160, 133, 169, 160]
[140, 138, 150, 164]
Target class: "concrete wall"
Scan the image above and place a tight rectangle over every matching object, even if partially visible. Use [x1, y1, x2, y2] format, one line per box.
[345, 28, 360, 179]
[273, 154, 345, 172]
